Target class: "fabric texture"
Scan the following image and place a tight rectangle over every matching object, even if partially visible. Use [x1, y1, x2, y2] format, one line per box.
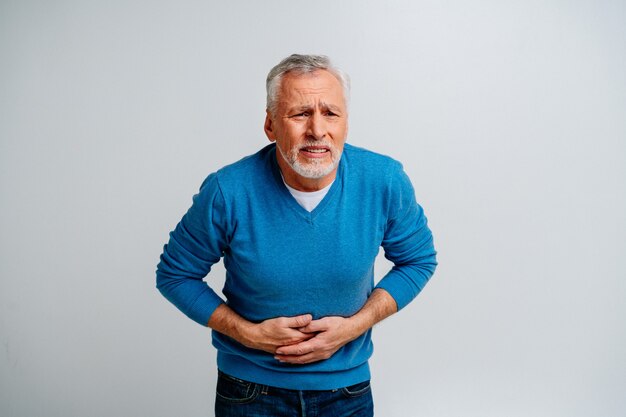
[156, 143, 437, 390]
[215, 371, 374, 417]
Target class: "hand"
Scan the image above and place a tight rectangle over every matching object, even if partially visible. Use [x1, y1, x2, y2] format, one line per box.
[208, 289, 397, 363]
[273, 316, 359, 364]
[240, 314, 315, 354]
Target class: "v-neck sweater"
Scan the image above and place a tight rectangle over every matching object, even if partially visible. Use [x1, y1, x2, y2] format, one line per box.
[156, 143, 437, 390]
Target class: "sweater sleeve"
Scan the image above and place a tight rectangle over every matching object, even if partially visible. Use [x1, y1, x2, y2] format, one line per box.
[156, 173, 229, 326]
[375, 164, 438, 310]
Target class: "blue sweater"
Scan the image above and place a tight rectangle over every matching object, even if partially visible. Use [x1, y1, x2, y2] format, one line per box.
[156, 143, 437, 390]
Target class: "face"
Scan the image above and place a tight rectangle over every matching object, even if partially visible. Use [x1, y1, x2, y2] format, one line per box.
[264, 69, 348, 191]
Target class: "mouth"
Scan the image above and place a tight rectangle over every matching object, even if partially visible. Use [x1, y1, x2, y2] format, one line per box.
[300, 146, 330, 158]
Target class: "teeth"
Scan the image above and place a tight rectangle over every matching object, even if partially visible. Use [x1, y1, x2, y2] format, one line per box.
[305, 148, 327, 153]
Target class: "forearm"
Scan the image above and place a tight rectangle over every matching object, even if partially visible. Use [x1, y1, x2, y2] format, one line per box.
[346, 288, 398, 338]
[207, 303, 254, 347]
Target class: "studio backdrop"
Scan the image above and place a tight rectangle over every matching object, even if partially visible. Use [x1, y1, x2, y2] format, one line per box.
[1, 1, 624, 416]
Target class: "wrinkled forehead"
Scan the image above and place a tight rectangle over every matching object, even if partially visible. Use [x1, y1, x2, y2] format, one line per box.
[278, 70, 347, 107]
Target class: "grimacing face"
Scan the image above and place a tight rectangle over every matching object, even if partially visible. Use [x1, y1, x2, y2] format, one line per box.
[264, 69, 348, 192]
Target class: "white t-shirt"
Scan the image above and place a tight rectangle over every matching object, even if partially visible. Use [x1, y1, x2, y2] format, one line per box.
[283, 179, 334, 212]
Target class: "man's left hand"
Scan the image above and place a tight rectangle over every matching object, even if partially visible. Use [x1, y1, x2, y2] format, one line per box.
[273, 289, 397, 364]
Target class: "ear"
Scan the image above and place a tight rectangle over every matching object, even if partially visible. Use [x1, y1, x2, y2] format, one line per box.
[264, 111, 276, 142]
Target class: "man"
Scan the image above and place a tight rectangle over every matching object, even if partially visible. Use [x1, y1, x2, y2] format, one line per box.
[156, 54, 437, 416]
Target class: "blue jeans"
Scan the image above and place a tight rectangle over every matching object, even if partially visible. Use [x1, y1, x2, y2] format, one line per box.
[215, 371, 374, 417]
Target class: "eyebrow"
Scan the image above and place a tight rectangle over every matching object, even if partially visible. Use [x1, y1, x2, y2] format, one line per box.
[289, 105, 314, 112]
[287, 103, 343, 113]
[322, 103, 343, 113]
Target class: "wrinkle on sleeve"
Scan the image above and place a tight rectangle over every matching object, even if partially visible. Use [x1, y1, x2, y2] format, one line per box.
[156, 173, 230, 326]
[375, 164, 438, 310]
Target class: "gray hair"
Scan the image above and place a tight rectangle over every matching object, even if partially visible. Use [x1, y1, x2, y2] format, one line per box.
[266, 54, 350, 114]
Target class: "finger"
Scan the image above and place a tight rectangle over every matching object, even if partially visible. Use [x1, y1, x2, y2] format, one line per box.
[282, 314, 312, 329]
[275, 351, 326, 365]
[299, 318, 329, 333]
[275, 340, 315, 356]
[280, 330, 316, 345]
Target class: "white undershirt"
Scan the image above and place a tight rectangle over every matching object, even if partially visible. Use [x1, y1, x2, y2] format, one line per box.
[282, 179, 334, 212]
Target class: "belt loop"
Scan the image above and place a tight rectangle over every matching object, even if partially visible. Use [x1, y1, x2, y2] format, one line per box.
[261, 384, 269, 395]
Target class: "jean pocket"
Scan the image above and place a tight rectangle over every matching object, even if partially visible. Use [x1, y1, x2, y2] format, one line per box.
[216, 371, 262, 404]
[341, 380, 371, 398]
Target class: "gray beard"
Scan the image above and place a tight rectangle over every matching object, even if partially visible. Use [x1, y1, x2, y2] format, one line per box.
[277, 142, 342, 179]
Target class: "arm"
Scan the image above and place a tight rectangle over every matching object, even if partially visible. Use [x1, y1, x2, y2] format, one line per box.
[374, 166, 437, 310]
[274, 288, 397, 364]
[156, 174, 229, 325]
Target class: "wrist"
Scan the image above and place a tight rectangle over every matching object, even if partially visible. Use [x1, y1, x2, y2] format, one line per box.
[345, 314, 370, 341]
[233, 318, 256, 348]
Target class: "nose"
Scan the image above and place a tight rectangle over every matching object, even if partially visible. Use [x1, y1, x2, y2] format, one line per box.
[306, 112, 326, 140]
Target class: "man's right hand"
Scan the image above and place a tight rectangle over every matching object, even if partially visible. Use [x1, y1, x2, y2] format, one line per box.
[207, 304, 314, 354]
[240, 314, 315, 354]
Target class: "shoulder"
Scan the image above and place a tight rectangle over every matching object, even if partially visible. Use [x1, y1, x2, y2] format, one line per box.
[217, 144, 273, 181]
[342, 143, 405, 183]
[199, 144, 274, 193]
[342, 144, 416, 216]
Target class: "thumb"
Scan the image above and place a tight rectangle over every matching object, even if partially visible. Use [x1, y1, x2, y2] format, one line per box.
[285, 314, 312, 328]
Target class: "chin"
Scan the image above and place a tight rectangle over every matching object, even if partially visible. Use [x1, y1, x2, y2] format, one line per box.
[292, 161, 338, 179]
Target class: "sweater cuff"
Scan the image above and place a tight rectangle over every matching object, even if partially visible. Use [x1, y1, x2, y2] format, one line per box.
[187, 288, 225, 326]
[374, 271, 425, 311]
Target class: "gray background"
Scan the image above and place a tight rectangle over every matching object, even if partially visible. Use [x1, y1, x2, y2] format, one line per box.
[1, 1, 624, 416]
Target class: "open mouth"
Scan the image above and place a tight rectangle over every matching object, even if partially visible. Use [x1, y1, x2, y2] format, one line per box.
[300, 146, 330, 157]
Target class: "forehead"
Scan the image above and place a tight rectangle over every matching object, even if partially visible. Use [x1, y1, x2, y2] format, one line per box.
[278, 70, 345, 106]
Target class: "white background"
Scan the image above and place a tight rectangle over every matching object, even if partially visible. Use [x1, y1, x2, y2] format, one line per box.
[1, 1, 624, 416]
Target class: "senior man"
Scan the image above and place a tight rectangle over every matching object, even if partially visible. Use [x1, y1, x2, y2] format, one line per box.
[156, 54, 437, 416]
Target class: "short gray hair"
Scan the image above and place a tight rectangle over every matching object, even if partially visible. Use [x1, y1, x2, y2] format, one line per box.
[266, 54, 350, 114]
